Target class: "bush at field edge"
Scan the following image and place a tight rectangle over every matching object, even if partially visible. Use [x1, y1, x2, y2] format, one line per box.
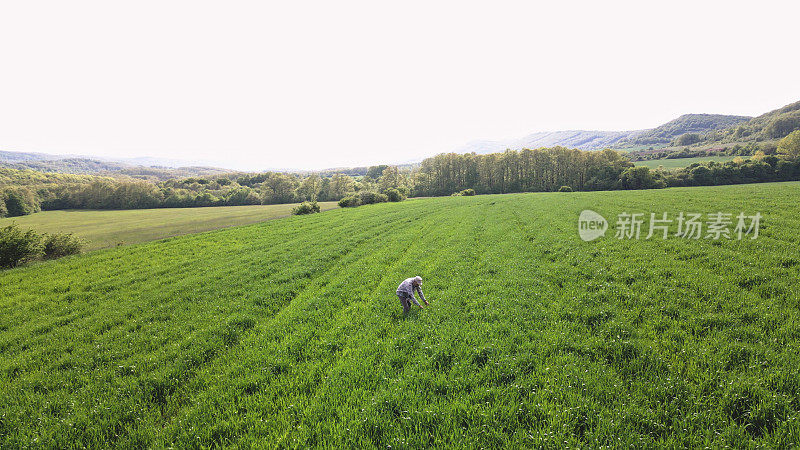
[0, 224, 83, 268]
[292, 201, 321, 215]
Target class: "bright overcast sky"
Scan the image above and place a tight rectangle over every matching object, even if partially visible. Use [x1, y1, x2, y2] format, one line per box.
[1, 1, 799, 171]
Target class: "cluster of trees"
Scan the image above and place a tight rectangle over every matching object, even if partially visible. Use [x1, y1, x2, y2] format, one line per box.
[411, 148, 633, 196]
[412, 132, 800, 195]
[633, 155, 800, 189]
[1, 189, 41, 217]
[0, 165, 413, 217]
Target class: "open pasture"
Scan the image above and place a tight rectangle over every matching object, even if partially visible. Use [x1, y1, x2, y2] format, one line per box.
[0, 202, 339, 251]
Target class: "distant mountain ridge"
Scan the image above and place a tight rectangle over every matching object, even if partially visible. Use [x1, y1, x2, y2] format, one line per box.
[454, 113, 754, 154]
[456, 129, 643, 154]
[0, 150, 59, 163]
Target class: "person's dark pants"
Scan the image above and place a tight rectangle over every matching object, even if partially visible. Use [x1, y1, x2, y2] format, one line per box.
[398, 294, 412, 313]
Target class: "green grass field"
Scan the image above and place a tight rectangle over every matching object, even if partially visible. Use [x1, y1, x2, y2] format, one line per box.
[634, 155, 743, 169]
[1, 183, 799, 447]
[0, 202, 339, 251]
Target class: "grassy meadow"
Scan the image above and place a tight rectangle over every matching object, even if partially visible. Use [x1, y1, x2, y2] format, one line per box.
[634, 155, 743, 169]
[0, 202, 338, 251]
[1, 183, 799, 447]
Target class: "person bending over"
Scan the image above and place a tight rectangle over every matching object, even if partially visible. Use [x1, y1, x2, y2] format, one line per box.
[396, 276, 428, 313]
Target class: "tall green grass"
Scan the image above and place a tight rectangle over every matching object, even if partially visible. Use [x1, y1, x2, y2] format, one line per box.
[1, 183, 799, 447]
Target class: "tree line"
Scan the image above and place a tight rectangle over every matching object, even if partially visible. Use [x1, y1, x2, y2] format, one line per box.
[2, 130, 799, 218]
[411, 144, 800, 196]
[411, 148, 632, 196]
[0, 167, 413, 217]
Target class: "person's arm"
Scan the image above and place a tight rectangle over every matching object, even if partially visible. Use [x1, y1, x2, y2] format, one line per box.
[416, 286, 428, 305]
[409, 292, 422, 308]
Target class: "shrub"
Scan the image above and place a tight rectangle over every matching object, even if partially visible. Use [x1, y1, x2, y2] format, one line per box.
[338, 196, 360, 208]
[356, 191, 388, 205]
[339, 192, 389, 207]
[41, 233, 84, 259]
[0, 225, 42, 268]
[558, 186, 573, 192]
[292, 201, 320, 215]
[358, 191, 381, 205]
[385, 188, 406, 202]
[459, 188, 476, 196]
[0, 197, 6, 218]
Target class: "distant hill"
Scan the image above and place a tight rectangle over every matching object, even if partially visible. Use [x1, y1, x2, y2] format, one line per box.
[0, 150, 61, 163]
[697, 100, 800, 145]
[618, 114, 751, 147]
[455, 130, 643, 154]
[2, 157, 129, 174]
[0, 149, 416, 179]
[452, 114, 753, 154]
[0, 151, 232, 180]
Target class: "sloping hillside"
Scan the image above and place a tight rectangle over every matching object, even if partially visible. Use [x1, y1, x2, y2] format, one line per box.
[699, 100, 800, 144]
[517, 130, 642, 150]
[454, 114, 752, 154]
[618, 114, 751, 147]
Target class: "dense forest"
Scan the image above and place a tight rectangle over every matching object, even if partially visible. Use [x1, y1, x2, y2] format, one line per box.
[612, 100, 800, 149]
[619, 114, 751, 147]
[677, 100, 800, 147]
